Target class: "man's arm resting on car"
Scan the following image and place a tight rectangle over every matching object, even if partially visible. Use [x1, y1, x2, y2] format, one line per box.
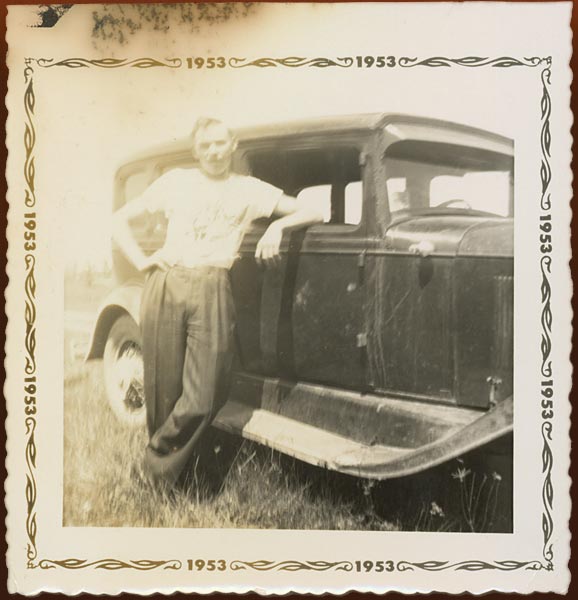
[255, 195, 324, 266]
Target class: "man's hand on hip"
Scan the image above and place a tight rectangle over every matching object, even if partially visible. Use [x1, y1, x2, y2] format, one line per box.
[142, 250, 171, 272]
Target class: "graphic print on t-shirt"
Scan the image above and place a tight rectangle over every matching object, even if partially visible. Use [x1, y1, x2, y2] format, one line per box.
[142, 168, 281, 269]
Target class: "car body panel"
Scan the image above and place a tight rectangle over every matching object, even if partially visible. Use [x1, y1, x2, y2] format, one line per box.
[454, 257, 513, 408]
[383, 216, 513, 257]
[366, 253, 456, 402]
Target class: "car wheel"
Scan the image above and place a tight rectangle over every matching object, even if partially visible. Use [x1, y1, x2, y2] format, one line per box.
[103, 314, 146, 428]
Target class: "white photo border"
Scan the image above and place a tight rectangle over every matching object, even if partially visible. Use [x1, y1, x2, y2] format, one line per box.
[20, 54, 554, 575]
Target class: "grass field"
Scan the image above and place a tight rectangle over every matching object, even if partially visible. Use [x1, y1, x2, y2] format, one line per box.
[64, 359, 399, 530]
[63, 271, 510, 532]
[63, 354, 510, 531]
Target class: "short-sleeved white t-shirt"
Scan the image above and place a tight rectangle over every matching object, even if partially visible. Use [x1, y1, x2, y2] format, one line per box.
[139, 168, 282, 269]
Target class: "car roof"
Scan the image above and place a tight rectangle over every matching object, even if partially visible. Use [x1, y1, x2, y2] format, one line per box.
[118, 113, 513, 170]
[235, 113, 386, 139]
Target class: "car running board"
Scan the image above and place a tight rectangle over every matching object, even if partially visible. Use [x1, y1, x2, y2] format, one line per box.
[213, 396, 512, 480]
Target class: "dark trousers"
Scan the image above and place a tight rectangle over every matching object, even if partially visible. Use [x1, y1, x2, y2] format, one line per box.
[140, 266, 235, 487]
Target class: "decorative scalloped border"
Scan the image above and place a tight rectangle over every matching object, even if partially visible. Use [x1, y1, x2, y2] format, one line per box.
[538, 60, 555, 570]
[20, 55, 554, 574]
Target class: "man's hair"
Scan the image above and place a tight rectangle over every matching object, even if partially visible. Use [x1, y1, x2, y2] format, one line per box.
[189, 117, 235, 145]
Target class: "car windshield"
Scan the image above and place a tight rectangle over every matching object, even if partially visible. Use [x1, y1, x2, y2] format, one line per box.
[384, 140, 514, 218]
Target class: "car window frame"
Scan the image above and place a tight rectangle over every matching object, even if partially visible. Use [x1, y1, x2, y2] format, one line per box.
[236, 134, 371, 239]
[380, 140, 515, 224]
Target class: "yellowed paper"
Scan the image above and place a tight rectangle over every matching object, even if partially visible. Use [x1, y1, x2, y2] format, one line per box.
[5, 2, 572, 594]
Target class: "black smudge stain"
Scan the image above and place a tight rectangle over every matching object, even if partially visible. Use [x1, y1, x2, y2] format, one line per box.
[92, 3, 257, 46]
[32, 4, 73, 28]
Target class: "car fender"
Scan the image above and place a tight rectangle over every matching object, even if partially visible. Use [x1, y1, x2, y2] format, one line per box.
[85, 282, 144, 360]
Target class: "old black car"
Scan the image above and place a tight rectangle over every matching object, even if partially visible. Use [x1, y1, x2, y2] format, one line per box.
[87, 113, 513, 488]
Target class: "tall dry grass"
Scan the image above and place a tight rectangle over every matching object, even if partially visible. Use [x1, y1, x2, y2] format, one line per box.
[63, 324, 510, 532]
[63, 359, 399, 530]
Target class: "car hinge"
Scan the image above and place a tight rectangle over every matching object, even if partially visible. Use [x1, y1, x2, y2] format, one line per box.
[359, 151, 368, 167]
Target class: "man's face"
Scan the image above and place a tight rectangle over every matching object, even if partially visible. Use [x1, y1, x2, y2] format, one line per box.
[193, 122, 236, 178]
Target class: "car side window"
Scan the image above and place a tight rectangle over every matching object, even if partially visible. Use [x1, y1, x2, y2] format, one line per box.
[295, 181, 362, 225]
[295, 185, 332, 222]
[344, 181, 363, 224]
[245, 145, 363, 227]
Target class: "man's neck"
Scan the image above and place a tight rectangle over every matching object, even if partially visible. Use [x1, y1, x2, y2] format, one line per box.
[200, 167, 232, 181]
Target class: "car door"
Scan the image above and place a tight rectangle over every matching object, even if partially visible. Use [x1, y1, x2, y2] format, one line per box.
[366, 147, 459, 402]
[367, 134, 513, 405]
[236, 137, 370, 390]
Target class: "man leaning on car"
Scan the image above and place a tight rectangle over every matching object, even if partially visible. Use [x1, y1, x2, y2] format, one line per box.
[112, 117, 323, 488]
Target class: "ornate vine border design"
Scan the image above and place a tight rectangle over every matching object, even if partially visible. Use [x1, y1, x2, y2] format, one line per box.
[230, 560, 354, 572]
[20, 55, 554, 576]
[36, 559, 182, 571]
[21, 56, 184, 571]
[228, 56, 353, 68]
[395, 55, 554, 575]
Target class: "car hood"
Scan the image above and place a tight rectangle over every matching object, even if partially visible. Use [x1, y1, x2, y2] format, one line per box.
[384, 214, 513, 257]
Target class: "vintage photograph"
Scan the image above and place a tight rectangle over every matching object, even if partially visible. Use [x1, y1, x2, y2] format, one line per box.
[66, 111, 514, 533]
[5, 2, 571, 595]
